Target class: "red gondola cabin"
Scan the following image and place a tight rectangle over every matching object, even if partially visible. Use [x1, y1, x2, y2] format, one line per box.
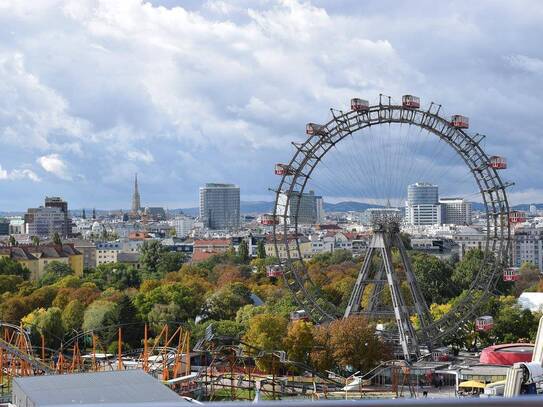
[503, 267, 520, 282]
[351, 98, 370, 112]
[306, 123, 326, 136]
[266, 265, 283, 278]
[509, 210, 526, 224]
[260, 214, 279, 226]
[451, 115, 469, 129]
[489, 156, 507, 170]
[274, 163, 295, 176]
[402, 95, 420, 109]
[475, 316, 494, 332]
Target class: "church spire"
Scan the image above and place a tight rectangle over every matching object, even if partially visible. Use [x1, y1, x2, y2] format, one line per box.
[131, 173, 141, 214]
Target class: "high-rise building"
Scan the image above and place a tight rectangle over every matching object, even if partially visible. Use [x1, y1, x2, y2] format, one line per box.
[440, 198, 472, 225]
[199, 183, 240, 230]
[44, 196, 72, 237]
[315, 195, 325, 223]
[513, 224, 543, 272]
[24, 197, 72, 238]
[0, 218, 9, 235]
[170, 216, 194, 237]
[405, 182, 441, 226]
[131, 173, 141, 214]
[278, 190, 319, 224]
[24, 207, 67, 238]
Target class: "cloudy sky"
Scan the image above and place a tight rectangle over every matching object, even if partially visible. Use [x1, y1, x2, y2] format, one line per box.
[0, 0, 541, 210]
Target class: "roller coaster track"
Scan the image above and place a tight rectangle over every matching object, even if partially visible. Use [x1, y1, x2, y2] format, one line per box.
[0, 336, 53, 374]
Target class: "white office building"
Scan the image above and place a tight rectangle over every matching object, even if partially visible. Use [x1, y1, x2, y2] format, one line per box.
[199, 183, 240, 230]
[513, 223, 543, 272]
[170, 216, 194, 237]
[405, 182, 441, 226]
[279, 190, 319, 225]
[315, 195, 325, 223]
[440, 198, 472, 225]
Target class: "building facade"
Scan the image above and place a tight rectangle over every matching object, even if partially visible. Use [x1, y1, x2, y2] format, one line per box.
[199, 183, 240, 230]
[440, 198, 472, 225]
[279, 190, 319, 225]
[513, 224, 543, 272]
[25, 207, 66, 238]
[170, 216, 194, 237]
[44, 196, 72, 237]
[406, 182, 441, 226]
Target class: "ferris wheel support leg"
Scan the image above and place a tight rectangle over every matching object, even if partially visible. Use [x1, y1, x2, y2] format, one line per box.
[381, 240, 420, 361]
[344, 247, 376, 318]
[395, 234, 434, 348]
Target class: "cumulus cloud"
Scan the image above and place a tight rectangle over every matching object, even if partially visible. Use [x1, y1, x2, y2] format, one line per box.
[37, 154, 71, 180]
[0, 0, 541, 208]
[0, 164, 40, 182]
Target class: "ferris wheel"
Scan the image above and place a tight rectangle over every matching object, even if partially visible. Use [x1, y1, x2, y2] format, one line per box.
[271, 94, 515, 357]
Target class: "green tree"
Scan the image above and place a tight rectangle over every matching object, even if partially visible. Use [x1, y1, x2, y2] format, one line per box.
[0, 296, 31, 322]
[24, 307, 64, 349]
[157, 252, 187, 275]
[140, 240, 166, 276]
[257, 240, 266, 259]
[52, 232, 62, 246]
[102, 295, 142, 347]
[0, 257, 30, 279]
[0, 275, 23, 294]
[8, 235, 17, 246]
[452, 249, 485, 290]
[148, 303, 182, 334]
[411, 252, 456, 304]
[238, 240, 249, 263]
[82, 300, 117, 337]
[39, 261, 74, 286]
[62, 299, 85, 333]
[204, 283, 253, 321]
[31, 236, 40, 246]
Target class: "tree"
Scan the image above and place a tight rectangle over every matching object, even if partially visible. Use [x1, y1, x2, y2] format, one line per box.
[39, 261, 74, 286]
[452, 249, 485, 290]
[204, 283, 253, 321]
[283, 320, 314, 364]
[0, 275, 23, 294]
[52, 232, 62, 246]
[238, 240, 249, 263]
[31, 236, 40, 246]
[256, 240, 266, 259]
[243, 313, 288, 371]
[140, 240, 166, 276]
[0, 257, 30, 279]
[157, 252, 187, 275]
[23, 307, 64, 349]
[513, 262, 541, 296]
[328, 315, 390, 373]
[82, 300, 117, 337]
[8, 235, 17, 246]
[102, 295, 142, 347]
[411, 252, 456, 304]
[148, 303, 182, 334]
[62, 299, 85, 333]
[310, 324, 334, 372]
[0, 296, 31, 322]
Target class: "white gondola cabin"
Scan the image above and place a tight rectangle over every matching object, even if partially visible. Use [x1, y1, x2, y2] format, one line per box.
[290, 309, 310, 322]
[503, 267, 520, 282]
[402, 95, 420, 109]
[306, 123, 326, 136]
[274, 163, 295, 176]
[260, 214, 279, 226]
[266, 265, 283, 278]
[489, 156, 507, 170]
[509, 210, 527, 224]
[475, 316, 494, 332]
[351, 98, 370, 112]
[451, 115, 469, 129]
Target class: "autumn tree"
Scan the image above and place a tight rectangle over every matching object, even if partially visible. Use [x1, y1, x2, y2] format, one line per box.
[243, 313, 288, 371]
[328, 315, 390, 373]
[39, 261, 74, 286]
[203, 283, 253, 321]
[513, 262, 541, 296]
[62, 299, 85, 333]
[283, 320, 314, 364]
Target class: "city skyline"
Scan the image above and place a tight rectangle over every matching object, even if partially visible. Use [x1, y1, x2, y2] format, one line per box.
[1, 1, 542, 210]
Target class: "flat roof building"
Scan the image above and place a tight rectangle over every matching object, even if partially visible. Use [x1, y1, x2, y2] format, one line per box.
[12, 369, 186, 407]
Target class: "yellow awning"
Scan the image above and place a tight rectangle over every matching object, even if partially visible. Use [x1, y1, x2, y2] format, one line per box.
[459, 380, 486, 389]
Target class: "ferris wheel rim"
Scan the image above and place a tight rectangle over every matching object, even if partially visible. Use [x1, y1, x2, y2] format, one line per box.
[271, 98, 511, 345]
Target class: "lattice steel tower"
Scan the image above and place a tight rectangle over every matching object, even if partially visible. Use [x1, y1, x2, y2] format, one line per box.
[344, 212, 433, 360]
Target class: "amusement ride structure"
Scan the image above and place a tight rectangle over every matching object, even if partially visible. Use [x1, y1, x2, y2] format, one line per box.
[272, 94, 514, 360]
